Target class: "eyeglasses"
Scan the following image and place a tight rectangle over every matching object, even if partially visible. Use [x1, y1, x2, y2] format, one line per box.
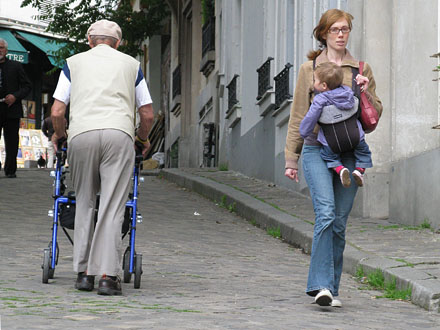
[328, 26, 351, 34]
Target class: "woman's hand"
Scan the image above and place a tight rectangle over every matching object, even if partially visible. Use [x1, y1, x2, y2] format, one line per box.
[355, 74, 369, 92]
[285, 168, 299, 182]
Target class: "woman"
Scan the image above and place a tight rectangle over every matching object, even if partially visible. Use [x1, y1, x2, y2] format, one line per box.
[284, 9, 382, 307]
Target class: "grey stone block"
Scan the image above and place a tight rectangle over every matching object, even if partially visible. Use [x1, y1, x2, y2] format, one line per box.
[384, 266, 433, 291]
[342, 246, 370, 275]
[358, 256, 402, 274]
[411, 279, 440, 312]
[24, 160, 38, 168]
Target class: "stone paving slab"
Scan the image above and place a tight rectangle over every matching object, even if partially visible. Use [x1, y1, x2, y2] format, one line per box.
[161, 168, 440, 313]
[2, 169, 440, 329]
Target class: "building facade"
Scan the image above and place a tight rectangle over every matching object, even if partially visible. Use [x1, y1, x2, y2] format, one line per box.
[149, 0, 440, 228]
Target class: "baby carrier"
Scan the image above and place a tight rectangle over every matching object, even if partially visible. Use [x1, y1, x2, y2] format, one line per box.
[319, 98, 360, 153]
[313, 60, 362, 154]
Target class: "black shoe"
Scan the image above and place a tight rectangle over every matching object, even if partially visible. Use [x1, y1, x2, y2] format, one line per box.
[97, 275, 122, 295]
[75, 272, 95, 291]
[5, 174, 16, 178]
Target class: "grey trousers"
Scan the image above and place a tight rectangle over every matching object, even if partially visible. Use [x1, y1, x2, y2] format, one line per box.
[68, 129, 134, 276]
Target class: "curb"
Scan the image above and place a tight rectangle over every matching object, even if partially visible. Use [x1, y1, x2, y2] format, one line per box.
[160, 168, 440, 312]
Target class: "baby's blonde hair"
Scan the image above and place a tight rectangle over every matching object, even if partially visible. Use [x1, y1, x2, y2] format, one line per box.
[315, 62, 343, 90]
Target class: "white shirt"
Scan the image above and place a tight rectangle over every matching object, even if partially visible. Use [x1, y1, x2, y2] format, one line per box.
[53, 63, 153, 108]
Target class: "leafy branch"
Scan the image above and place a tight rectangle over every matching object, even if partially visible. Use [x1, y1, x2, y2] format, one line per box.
[21, 0, 169, 62]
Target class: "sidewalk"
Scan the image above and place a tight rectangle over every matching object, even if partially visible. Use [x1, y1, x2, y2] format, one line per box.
[160, 168, 440, 312]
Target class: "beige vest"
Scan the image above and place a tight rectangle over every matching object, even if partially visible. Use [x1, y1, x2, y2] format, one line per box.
[66, 44, 139, 143]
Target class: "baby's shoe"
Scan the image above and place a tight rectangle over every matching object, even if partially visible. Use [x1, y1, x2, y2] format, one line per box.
[352, 169, 364, 187]
[340, 167, 351, 188]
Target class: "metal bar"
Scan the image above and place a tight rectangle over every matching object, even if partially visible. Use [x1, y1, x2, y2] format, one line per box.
[129, 165, 139, 273]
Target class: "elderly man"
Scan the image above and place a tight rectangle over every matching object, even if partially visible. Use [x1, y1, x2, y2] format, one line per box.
[0, 38, 31, 177]
[51, 20, 154, 295]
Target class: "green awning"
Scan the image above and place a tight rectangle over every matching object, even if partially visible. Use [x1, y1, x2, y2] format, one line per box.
[0, 29, 28, 64]
[16, 31, 66, 68]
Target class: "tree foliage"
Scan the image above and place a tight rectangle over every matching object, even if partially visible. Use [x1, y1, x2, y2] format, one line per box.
[21, 0, 169, 60]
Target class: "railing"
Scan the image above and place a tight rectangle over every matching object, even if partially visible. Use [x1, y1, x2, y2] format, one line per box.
[256, 57, 274, 100]
[274, 63, 293, 109]
[226, 74, 239, 112]
[202, 17, 215, 57]
[172, 64, 181, 99]
[203, 122, 216, 167]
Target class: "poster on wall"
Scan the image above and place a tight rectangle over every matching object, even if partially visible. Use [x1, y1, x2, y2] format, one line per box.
[34, 147, 46, 160]
[28, 119, 36, 129]
[1, 129, 48, 168]
[22, 100, 28, 118]
[20, 118, 28, 129]
[30, 130, 43, 147]
[22, 147, 35, 161]
[19, 129, 31, 147]
[27, 100, 36, 119]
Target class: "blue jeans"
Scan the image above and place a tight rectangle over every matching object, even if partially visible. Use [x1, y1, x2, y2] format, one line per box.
[320, 139, 373, 169]
[302, 145, 358, 297]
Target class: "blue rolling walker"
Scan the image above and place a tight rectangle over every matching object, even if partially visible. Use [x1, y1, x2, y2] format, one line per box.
[42, 140, 144, 289]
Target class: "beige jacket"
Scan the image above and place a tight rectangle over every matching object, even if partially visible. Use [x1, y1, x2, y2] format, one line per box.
[284, 50, 383, 169]
[66, 44, 139, 143]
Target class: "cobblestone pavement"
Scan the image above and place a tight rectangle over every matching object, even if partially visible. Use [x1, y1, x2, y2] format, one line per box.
[176, 168, 440, 267]
[1, 169, 440, 329]
[163, 168, 440, 310]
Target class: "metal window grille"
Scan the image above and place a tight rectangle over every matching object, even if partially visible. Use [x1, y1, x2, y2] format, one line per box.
[226, 75, 239, 112]
[172, 64, 181, 99]
[256, 57, 274, 100]
[203, 122, 216, 167]
[202, 17, 215, 57]
[274, 63, 293, 109]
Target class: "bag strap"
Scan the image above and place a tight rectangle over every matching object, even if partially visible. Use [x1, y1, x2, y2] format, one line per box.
[351, 63, 361, 117]
[350, 64, 360, 99]
[359, 61, 364, 75]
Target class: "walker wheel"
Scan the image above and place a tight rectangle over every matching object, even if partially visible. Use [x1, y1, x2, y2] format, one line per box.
[42, 248, 51, 284]
[134, 254, 142, 289]
[47, 242, 57, 279]
[123, 247, 131, 283]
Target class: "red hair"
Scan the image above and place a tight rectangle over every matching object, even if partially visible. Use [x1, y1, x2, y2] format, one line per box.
[307, 9, 354, 60]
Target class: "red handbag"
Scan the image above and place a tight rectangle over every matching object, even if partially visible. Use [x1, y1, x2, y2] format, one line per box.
[359, 61, 379, 133]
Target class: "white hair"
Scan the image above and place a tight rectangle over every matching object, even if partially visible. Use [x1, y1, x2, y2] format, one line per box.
[0, 38, 8, 48]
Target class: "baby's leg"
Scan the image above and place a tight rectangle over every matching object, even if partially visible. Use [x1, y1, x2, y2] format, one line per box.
[320, 146, 350, 188]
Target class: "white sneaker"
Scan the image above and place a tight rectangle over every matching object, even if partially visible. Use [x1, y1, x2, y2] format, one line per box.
[352, 170, 364, 187]
[315, 289, 333, 306]
[339, 168, 351, 188]
[330, 299, 342, 307]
